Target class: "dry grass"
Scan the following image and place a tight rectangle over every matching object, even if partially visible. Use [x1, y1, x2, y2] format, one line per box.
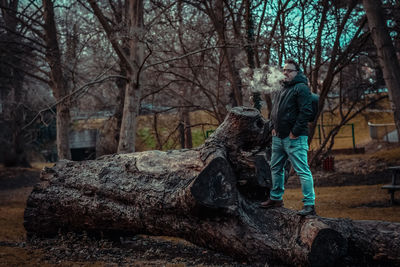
[144, 108, 395, 151]
[70, 106, 396, 152]
[71, 110, 220, 152]
[0, 188, 32, 242]
[135, 110, 219, 151]
[30, 162, 55, 170]
[0, 247, 46, 267]
[368, 146, 400, 162]
[285, 184, 400, 222]
[0, 247, 108, 267]
[334, 144, 400, 165]
[0, 206, 26, 242]
[309, 110, 395, 150]
[0, 187, 114, 266]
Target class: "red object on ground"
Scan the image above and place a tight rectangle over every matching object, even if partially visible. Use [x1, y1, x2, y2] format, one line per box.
[323, 156, 334, 171]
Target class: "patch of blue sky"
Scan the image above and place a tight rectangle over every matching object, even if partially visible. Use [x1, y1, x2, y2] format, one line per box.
[251, 1, 369, 65]
[338, 8, 366, 48]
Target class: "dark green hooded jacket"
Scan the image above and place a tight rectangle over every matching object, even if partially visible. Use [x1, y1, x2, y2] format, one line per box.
[270, 71, 313, 138]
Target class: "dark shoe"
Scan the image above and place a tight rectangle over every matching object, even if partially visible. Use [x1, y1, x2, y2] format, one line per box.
[259, 199, 283, 209]
[297, 205, 316, 216]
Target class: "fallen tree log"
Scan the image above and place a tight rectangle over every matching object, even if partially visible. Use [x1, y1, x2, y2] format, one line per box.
[24, 107, 400, 266]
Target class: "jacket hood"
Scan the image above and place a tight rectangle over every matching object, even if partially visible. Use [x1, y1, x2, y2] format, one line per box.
[284, 71, 308, 87]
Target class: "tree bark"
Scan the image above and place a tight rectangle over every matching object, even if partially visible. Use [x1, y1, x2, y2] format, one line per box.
[308, 0, 360, 162]
[42, 0, 71, 160]
[0, 0, 31, 167]
[117, 0, 144, 153]
[205, 0, 243, 107]
[117, 74, 141, 153]
[179, 107, 193, 149]
[24, 107, 400, 266]
[363, 0, 400, 142]
[88, 0, 144, 153]
[120, 16, 142, 154]
[311, 0, 328, 94]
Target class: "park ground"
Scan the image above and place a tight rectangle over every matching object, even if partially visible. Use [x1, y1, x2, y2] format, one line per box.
[1, 140, 400, 266]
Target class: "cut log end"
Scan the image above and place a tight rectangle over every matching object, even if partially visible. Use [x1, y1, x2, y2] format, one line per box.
[230, 106, 261, 117]
[308, 228, 348, 267]
[205, 107, 271, 154]
[190, 156, 237, 211]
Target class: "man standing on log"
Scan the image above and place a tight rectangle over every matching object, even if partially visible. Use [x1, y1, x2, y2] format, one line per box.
[260, 59, 316, 216]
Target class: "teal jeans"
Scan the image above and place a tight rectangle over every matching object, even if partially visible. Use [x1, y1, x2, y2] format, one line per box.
[270, 135, 315, 206]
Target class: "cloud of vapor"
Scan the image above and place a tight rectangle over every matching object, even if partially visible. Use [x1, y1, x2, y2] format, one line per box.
[240, 65, 285, 93]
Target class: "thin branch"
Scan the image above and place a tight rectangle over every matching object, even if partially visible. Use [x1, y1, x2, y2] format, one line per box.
[22, 74, 128, 130]
[86, 0, 134, 72]
[2, 60, 49, 84]
[146, 1, 177, 29]
[0, 2, 45, 28]
[144, 44, 240, 70]
[310, 94, 388, 165]
[141, 80, 175, 100]
[0, 24, 47, 49]
[135, 41, 153, 86]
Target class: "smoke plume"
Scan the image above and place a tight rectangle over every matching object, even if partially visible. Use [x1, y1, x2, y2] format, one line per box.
[240, 65, 285, 93]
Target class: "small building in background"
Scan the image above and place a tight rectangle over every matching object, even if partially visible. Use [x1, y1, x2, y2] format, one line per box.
[368, 122, 398, 143]
[69, 129, 98, 161]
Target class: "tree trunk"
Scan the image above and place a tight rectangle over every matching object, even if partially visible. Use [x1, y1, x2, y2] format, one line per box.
[25, 107, 400, 266]
[178, 85, 193, 149]
[363, 0, 400, 142]
[0, 0, 31, 166]
[117, 77, 141, 153]
[97, 28, 128, 156]
[117, 0, 144, 153]
[178, 108, 193, 149]
[308, 0, 359, 160]
[88, 0, 144, 153]
[96, 116, 119, 157]
[206, 0, 243, 107]
[311, 0, 328, 94]
[55, 103, 71, 159]
[244, 0, 262, 111]
[43, 0, 71, 160]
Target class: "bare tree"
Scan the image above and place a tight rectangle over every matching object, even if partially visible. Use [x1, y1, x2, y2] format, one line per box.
[1, 0, 131, 161]
[42, 0, 72, 159]
[142, 0, 232, 146]
[1, 1, 70, 161]
[87, 0, 144, 153]
[183, 0, 245, 107]
[177, 0, 193, 148]
[0, 0, 34, 165]
[303, 0, 370, 155]
[4, 0, 392, 161]
[363, 0, 400, 142]
[310, 0, 329, 94]
[310, 61, 388, 165]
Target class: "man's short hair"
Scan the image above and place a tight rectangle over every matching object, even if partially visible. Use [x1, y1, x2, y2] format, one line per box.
[285, 59, 300, 71]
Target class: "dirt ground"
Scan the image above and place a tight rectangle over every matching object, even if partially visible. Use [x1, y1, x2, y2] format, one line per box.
[1, 145, 400, 266]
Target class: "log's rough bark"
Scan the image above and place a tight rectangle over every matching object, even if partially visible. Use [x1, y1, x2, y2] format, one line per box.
[25, 107, 400, 266]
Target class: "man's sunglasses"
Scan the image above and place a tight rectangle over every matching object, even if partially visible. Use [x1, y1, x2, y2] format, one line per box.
[283, 69, 297, 73]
